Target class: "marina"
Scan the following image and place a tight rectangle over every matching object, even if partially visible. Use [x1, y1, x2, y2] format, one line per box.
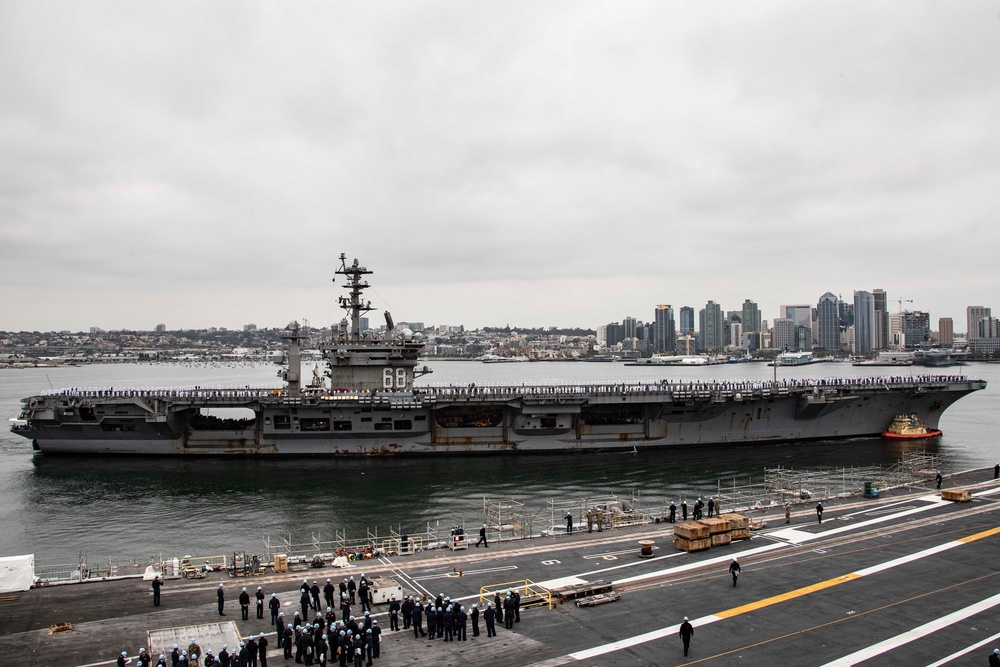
[2, 467, 1000, 666]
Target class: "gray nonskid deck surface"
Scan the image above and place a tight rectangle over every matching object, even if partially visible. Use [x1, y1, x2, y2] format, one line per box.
[3, 468, 1000, 666]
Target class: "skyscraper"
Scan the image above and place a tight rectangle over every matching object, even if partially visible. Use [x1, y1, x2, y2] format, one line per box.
[901, 311, 931, 349]
[938, 318, 953, 345]
[772, 318, 795, 351]
[741, 299, 761, 336]
[967, 306, 992, 340]
[853, 290, 875, 355]
[700, 301, 724, 352]
[873, 289, 888, 350]
[679, 307, 695, 335]
[653, 305, 675, 354]
[817, 292, 840, 352]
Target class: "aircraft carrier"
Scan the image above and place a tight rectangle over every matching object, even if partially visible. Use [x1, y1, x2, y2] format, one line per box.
[10, 254, 986, 456]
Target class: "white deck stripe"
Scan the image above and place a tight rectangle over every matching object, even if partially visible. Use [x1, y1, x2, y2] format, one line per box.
[924, 629, 1000, 667]
[818, 592, 1000, 667]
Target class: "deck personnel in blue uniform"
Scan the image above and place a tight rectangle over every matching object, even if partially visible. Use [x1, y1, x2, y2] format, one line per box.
[239, 587, 251, 620]
[324, 579, 336, 608]
[269, 594, 281, 625]
[387, 595, 400, 631]
[217, 584, 226, 615]
[152, 574, 163, 606]
[483, 602, 497, 637]
[411, 600, 425, 637]
[256, 586, 265, 619]
[471, 604, 480, 637]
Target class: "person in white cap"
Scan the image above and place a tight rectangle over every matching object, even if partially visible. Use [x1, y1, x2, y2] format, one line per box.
[171, 644, 180, 667]
[239, 586, 251, 620]
[269, 592, 281, 626]
[117, 651, 131, 667]
[729, 557, 741, 587]
[990, 648, 1000, 667]
[187, 637, 200, 665]
[476, 523, 488, 548]
[679, 616, 694, 657]
[257, 631, 269, 667]
[256, 585, 265, 619]
[217, 583, 226, 616]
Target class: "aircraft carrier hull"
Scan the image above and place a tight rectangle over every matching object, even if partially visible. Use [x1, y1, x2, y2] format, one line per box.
[14, 376, 985, 456]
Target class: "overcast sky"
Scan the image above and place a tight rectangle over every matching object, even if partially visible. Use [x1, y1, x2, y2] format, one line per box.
[2, 2, 998, 334]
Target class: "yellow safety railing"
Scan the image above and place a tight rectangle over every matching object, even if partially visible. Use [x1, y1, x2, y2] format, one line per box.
[610, 512, 646, 529]
[179, 554, 227, 573]
[479, 579, 553, 611]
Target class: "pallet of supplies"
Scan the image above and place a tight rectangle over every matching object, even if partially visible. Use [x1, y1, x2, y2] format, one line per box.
[673, 522, 710, 540]
[710, 532, 732, 547]
[673, 536, 712, 552]
[718, 513, 749, 530]
[731, 528, 751, 540]
[941, 488, 972, 502]
[697, 518, 732, 535]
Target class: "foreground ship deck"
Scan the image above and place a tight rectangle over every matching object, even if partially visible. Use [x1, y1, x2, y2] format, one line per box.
[10, 253, 987, 456]
[3, 468, 1000, 666]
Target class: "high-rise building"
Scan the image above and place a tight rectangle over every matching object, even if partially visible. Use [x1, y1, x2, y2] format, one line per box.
[700, 301, 724, 352]
[968, 306, 992, 339]
[853, 290, 875, 355]
[741, 299, 761, 336]
[901, 311, 931, 348]
[154, 324, 167, 333]
[817, 292, 840, 352]
[938, 318, 953, 345]
[652, 306, 675, 354]
[679, 307, 695, 335]
[623, 317, 637, 341]
[782, 305, 813, 329]
[772, 318, 795, 351]
[979, 317, 1000, 339]
[873, 289, 888, 350]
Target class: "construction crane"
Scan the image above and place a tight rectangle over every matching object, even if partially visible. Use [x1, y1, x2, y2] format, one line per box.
[897, 298, 913, 313]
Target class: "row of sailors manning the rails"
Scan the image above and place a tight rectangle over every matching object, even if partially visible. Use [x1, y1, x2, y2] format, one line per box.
[36, 374, 975, 399]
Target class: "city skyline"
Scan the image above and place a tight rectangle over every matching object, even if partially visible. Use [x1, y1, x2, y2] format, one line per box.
[2, 3, 999, 331]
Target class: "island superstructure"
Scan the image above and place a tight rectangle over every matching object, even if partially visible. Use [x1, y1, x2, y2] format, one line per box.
[11, 255, 986, 456]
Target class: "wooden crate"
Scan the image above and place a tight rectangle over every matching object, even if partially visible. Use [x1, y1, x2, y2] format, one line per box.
[718, 513, 749, 530]
[710, 532, 732, 547]
[674, 522, 710, 540]
[673, 536, 712, 552]
[731, 528, 751, 540]
[698, 518, 732, 535]
[941, 489, 972, 502]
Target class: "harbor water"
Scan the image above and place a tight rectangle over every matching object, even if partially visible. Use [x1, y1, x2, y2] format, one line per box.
[1, 360, 997, 565]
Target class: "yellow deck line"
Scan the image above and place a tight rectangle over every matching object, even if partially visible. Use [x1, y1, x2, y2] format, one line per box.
[714, 573, 862, 618]
[954, 525, 1000, 543]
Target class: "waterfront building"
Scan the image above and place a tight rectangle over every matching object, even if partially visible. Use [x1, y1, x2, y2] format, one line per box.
[873, 289, 889, 350]
[967, 306, 991, 339]
[817, 292, 840, 352]
[741, 299, 761, 338]
[900, 311, 931, 349]
[624, 317, 637, 341]
[699, 301, 725, 353]
[652, 305, 675, 354]
[772, 317, 795, 351]
[154, 324, 167, 333]
[938, 318, 953, 346]
[853, 290, 875, 355]
[679, 307, 695, 335]
[979, 316, 1000, 339]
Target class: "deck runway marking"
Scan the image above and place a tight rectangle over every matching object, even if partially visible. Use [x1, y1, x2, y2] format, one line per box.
[818, 591, 1000, 667]
[413, 565, 517, 581]
[564, 523, 1000, 662]
[925, 629, 1000, 666]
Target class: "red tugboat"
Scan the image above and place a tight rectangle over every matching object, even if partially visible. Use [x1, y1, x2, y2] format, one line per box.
[882, 413, 942, 440]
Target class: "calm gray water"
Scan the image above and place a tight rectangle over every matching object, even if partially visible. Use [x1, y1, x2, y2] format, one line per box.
[1, 360, 996, 564]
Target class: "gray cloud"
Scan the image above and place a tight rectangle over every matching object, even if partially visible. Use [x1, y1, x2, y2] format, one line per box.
[2, 1, 998, 332]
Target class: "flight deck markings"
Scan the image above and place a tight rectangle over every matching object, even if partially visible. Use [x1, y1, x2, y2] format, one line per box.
[566, 524, 1000, 662]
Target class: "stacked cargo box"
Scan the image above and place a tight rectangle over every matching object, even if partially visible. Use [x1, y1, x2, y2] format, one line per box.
[672, 513, 751, 551]
[719, 513, 751, 540]
[673, 522, 711, 552]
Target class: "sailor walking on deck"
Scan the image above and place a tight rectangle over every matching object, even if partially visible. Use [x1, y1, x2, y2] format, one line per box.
[729, 558, 741, 587]
[679, 616, 694, 657]
[476, 523, 489, 547]
[816, 501, 824, 523]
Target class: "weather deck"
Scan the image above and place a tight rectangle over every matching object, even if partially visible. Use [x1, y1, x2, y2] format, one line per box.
[3, 468, 1000, 666]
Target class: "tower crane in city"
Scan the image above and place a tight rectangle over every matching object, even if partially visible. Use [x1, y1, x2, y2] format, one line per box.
[897, 298, 913, 313]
